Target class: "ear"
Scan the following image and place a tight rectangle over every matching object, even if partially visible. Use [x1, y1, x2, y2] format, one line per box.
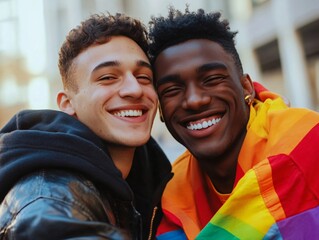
[56, 90, 76, 116]
[241, 74, 255, 99]
[158, 101, 164, 122]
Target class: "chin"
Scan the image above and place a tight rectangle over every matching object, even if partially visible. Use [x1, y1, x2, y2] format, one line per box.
[189, 145, 224, 161]
[124, 135, 150, 147]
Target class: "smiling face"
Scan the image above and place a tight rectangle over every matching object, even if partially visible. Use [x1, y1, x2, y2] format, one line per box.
[154, 39, 252, 161]
[60, 36, 157, 148]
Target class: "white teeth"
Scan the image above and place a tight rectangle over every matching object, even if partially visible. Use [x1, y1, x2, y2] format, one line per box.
[187, 117, 221, 130]
[114, 110, 142, 117]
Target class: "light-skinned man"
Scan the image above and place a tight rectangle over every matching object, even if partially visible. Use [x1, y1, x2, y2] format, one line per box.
[0, 13, 172, 239]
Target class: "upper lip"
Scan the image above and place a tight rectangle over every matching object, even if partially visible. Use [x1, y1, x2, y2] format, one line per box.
[179, 109, 225, 126]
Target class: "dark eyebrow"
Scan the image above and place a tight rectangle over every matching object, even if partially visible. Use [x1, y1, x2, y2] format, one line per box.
[137, 60, 152, 70]
[156, 62, 227, 87]
[156, 74, 184, 88]
[196, 62, 227, 74]
[92, 61, 120, 73]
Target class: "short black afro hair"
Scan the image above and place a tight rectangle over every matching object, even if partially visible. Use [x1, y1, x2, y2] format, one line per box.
[149, 6, 243, 74]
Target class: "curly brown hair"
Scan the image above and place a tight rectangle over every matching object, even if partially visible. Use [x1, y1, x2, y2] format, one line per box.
[58, 13, 149, 91]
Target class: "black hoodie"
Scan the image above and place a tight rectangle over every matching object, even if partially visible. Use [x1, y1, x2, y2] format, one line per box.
[0, 109, 172, 239]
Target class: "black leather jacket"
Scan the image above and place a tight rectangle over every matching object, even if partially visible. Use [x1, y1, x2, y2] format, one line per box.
[0, 170, 134, 239]
[0, 110, 173, 240]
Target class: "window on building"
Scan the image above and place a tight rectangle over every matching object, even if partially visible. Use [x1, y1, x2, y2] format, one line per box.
[255, 39, 281, 72]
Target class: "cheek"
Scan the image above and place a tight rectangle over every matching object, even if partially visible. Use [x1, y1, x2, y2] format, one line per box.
[217, 85, 244, 104]
[149, 89, 158, 102]
[91, 87, 115, 103]
[160, 100, 176, 120]
[145, 88, 158, 111]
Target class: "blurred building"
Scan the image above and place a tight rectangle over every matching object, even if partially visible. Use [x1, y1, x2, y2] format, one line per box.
[230, 0, 319, 110]
[1, 0, 319, 161]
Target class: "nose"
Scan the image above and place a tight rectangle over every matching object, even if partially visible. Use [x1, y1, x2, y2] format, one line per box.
[182, 82, 211, 110]
[119, 73, 143, 98]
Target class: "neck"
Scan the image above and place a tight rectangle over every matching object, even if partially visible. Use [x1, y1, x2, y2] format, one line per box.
[203, 160, 237, 194]
[108, 145, 136, 179]
[199, 129, 247, 194]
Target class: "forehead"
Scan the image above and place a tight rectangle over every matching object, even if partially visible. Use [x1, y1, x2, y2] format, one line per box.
[154, 39, 234, 75]
[74, 36, 149, 70]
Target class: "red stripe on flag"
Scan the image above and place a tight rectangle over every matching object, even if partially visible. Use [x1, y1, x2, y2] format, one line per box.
[269, 124, 319, 217]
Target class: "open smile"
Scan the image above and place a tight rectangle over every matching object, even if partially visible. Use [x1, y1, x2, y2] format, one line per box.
[185, 116, 222, 130]
[113, 109, 143, 117]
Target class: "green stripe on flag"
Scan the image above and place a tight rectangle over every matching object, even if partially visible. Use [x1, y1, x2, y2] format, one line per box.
[196, 223, 239, 240]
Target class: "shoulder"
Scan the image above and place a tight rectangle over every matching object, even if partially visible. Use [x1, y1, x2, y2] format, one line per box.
[164, 150, 195, 192]
[0, 170, 121, 239]
[0, 170, 107, 223]
[9, 169, 101, 203]
[172, 150, 193, 170]
[269, 107, 319, 119]
[268, 107, 319, 134]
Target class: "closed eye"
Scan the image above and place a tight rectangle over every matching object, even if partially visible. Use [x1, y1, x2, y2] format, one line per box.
[136, 74, 153, 84]
[203, 75, 227, 85]
[98, 75, 118, 82]
[99, 75, 116, 80]
[159, 85, 183, 97]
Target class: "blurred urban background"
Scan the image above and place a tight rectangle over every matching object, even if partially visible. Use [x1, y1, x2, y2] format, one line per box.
[1, 0, 319, 161]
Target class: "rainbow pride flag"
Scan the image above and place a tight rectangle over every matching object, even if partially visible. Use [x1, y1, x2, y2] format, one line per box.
[197, 143, 319, 239]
